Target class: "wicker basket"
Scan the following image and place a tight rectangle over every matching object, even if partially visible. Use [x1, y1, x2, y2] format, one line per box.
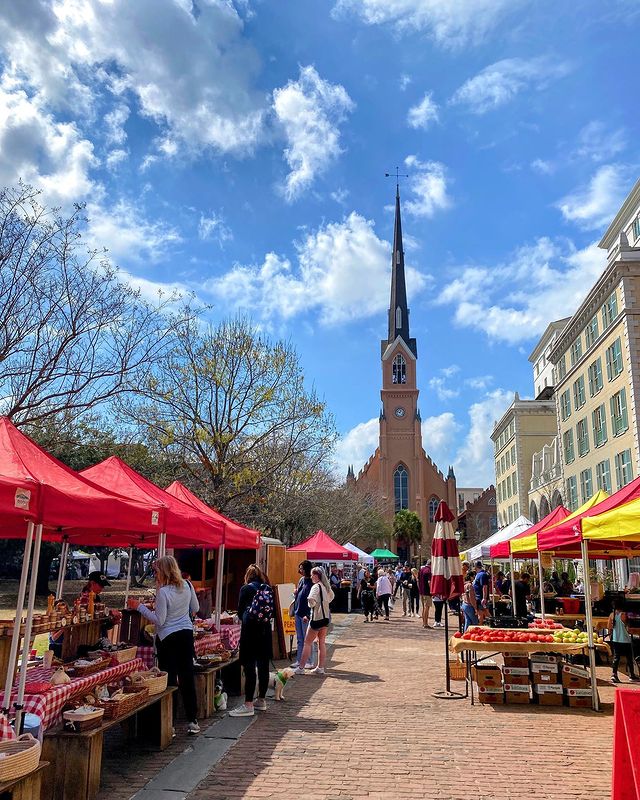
[140, 672, 168, 696]
[0, 734, 41, 783]
[110, 646, 137, 664]
[67, 656, 111, 678]
[63, 707, 104, 733]
[448, 660, 467, 682]
[98, 686, 149, 720]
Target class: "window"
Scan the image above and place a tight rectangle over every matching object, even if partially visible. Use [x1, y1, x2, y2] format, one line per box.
[566, 476, 578, 511]
[633, 216, 640, 243]
[573, 376, 586, 410]
[570, 339, 582, 367]
[585, 316, 599, 349]
[512, 472, 518, 494]
[588, 358, 603, 396]
[394, 464, 409, 511]
[579, 468, 593, 503]
[395, 306, 402, 329]
[596, 459, 611, 493]
[557, 354, 567, 381]
[592, 404, 607, 447]
[497, 483, 502, 503]
[560, 389, 571, 421]
[602, 292, 618, 330]
[428, 495, 439, 522]
[563, 429, 575, 464]
[576, 418, 589, 457]
[506, 474, 511, 498]
[611, 389, 629, 436]
[605, 338, 623, 381]
[392, 354, 406, 384]
[615, 450, 633, 490]
[511, 444, 516, 463]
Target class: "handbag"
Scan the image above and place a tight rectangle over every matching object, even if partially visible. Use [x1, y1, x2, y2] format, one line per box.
[309, 586, 330, 630]
[288, 600, 295, 618]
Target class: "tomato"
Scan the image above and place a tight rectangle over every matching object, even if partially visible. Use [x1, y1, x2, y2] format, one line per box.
[453, 632, 462, 638]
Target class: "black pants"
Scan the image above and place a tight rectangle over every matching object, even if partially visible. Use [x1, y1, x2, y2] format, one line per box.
[434, 600, 445, 623]
[244, 654, 270, 703]
[612, 641, 637, 677]
[156, 629, 198, 723]
[377, 594, 390, 618]
[410, 593, 420, 614]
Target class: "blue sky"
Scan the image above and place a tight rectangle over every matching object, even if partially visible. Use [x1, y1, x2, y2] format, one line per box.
[1, 0, 639, 488]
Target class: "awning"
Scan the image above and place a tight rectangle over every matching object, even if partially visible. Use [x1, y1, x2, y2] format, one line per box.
[343, 542, 374, 564]
[368, 548, 400, 561]
[288, 530, 358, 560]
[494, 504, 569, 558]
[535, 490, 609, 552]
[464, 515, 531, 562]
[165, 480, 261, 549]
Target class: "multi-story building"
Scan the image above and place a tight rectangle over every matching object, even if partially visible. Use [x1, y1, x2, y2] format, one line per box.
[456, 487, 483, 515]
[457, 486, 497, 547]
[492, 393, 557, 527]
[529, 318, 571, 399]
[528, 436, 563, 523]
[549, 178, 640, 511]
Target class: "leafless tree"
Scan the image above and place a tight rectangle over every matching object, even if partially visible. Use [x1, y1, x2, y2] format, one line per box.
[0, 183, 189, 426]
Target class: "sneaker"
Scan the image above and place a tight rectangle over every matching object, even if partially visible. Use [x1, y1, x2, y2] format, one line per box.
[310, 667, 325, 675]
[253, 698, 267, 710]
[229, 704, 255, 717]
[291, 661, 300, 668]
[434, 622, 443, 628]
[363, 618, 369, 623]
[187, 722, 200, 734]
[384, 617, 389, 622]
[402, 612, 406, 617]
[171, 726, 176, 739]
[611, 674, 620, 683]
[629, 675, 640, 682]
[294, 668, 306, 675]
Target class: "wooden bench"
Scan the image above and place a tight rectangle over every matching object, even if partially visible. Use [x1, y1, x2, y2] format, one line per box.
[0, 762, 49, 800]
[41, 688, 176, 800]
[176, 656, 240, 719]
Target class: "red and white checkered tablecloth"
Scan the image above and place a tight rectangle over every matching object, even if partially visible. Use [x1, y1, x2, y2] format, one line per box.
[136, 633, 223, 669]
[219, 624, 240, 650]
[3, 657, 145, 736]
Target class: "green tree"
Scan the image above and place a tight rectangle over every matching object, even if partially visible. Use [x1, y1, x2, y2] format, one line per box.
[393, 509, 422, 561]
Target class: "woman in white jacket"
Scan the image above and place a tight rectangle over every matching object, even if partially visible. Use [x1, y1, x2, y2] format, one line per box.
[295, 567, 334, 675]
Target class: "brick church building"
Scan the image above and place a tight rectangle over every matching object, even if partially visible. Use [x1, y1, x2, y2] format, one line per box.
[349, 186, 457, 559]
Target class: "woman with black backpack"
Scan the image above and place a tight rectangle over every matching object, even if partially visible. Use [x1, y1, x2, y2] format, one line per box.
[295, 567, 334, 675]
[229, 564, 274, 717]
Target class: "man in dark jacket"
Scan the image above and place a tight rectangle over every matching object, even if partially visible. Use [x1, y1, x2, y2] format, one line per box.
[292, 560, 316, 669]
[419, 561, 432, 628]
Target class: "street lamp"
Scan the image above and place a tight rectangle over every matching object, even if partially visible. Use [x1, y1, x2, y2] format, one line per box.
[454, 529, 461, 542]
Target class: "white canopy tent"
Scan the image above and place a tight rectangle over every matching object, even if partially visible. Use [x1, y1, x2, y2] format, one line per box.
[343, 542, 374, 565]
[463, 515, 532, 562]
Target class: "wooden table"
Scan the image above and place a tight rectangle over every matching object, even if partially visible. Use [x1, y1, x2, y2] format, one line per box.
[535, 613, 611, 632]
[41, 687, 176, 800]
[0, 762, 49, 800]
[177, 656, 240, 719]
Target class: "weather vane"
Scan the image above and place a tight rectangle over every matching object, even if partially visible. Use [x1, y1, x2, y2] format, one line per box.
[384, 166, 409, 189]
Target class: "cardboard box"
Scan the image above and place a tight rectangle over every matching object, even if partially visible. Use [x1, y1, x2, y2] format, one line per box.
[530, 653, 562, 664]
[533, 670, 559, 685]
[504, 683, 531, 704]
[561, 664, 591, 690]
[503, 653, 529, 668]
[472, 664, 502, 689]
[565, 687, 596, 708]
[478, 686, 504, 704]
[531, 662, 560, 676]
[502, 666, 530, 686]
[533, 684, 564, 706]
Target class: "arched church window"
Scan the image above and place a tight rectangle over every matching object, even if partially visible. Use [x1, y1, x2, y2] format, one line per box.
[529, 501, 539, 525]
[392, 354, 406, 384]
[394, 464, 409, 512]
[395, 306, 402, 329]
[428, 496, 440, 523]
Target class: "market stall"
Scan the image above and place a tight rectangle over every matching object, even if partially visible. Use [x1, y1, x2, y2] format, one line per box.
[288, 531, 357, 612]
[369, 548, 399, 562]
[343, 542, 374, 566]
[463, 515, 531, 563]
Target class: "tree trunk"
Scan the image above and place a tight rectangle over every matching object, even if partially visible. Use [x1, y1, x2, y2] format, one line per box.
[35, 543, 60, 596]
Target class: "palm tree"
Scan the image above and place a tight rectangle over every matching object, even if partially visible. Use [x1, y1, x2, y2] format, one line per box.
[393, 510, 422, 562]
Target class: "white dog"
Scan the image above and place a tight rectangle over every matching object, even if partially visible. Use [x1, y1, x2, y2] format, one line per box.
[268, 667, 295, 701]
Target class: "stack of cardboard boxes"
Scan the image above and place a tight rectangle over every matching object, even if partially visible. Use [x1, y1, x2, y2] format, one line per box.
[471, 654, 598, 708]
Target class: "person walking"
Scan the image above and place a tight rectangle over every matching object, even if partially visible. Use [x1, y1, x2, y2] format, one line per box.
[291, 560, 317, 669]
[130, 556, 200, 735]
[229, 564, 274, 717]
[399, 564, 412, 616]
[360, 569, 376, 622]
[473, 560, 490, 623]
[296, 567, 335, 674]
[461, 569, 479, 632]
[409, 568, 420, 617]
[419, 561, 432, 628]
[376, 569, 392, 621]
[433, 594, 445, 628]
[609, 600, 639, 683]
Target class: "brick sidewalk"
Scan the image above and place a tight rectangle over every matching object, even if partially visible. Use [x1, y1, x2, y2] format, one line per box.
[189, 613, 616, 800]
[95, 611, 619, 800]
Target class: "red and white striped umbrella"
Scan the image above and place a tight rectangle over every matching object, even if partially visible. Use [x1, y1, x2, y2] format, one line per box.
[430, 500, 464, 600]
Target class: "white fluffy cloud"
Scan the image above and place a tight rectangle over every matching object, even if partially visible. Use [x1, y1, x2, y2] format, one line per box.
[407, 92, 439, 130]
[450, 57, 572, 114]
[332, 0, 525, 48]
[437, 237, 605, 344]
[205, 211, 431, 325]
[273, 66, 354, 202]
[332, 417, 379, 478]
[403, 156, 451, 217]
[453, 389, 513, 486]
[198, 211, 233, 247]
[556, 165, 633, 230]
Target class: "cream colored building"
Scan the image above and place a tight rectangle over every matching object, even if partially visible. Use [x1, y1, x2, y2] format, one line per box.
[549, 178, 640, 511]
[529, 318, 571, 399]
[492, 393, 557, 527]
[528, 436, 563, 523]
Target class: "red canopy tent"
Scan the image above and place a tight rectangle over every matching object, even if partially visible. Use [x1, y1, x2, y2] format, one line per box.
[288, 530, 358, 561]
[81, 457, 224, 550]
[489, 504, 570, 559]
[165, 481, 261, 549]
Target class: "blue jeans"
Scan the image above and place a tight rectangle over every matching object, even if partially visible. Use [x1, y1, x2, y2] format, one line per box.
[462, 602, 479, 632]
[295, 614, 317, 666]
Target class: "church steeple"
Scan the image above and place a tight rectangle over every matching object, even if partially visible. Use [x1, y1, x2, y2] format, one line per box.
[387, 186, 417, 357]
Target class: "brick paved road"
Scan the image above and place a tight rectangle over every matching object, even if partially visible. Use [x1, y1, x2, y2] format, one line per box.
[188, 613, 616, 800]
[95, 611, 620, 800]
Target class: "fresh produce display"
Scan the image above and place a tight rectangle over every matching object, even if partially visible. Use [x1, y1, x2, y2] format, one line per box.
[527, 620, 565, 630]
[551, 628, 605, 645]
[456, 629, 556, 643]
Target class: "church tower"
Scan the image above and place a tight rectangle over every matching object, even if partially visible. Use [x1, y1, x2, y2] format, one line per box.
[354, 185, 456, 559]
